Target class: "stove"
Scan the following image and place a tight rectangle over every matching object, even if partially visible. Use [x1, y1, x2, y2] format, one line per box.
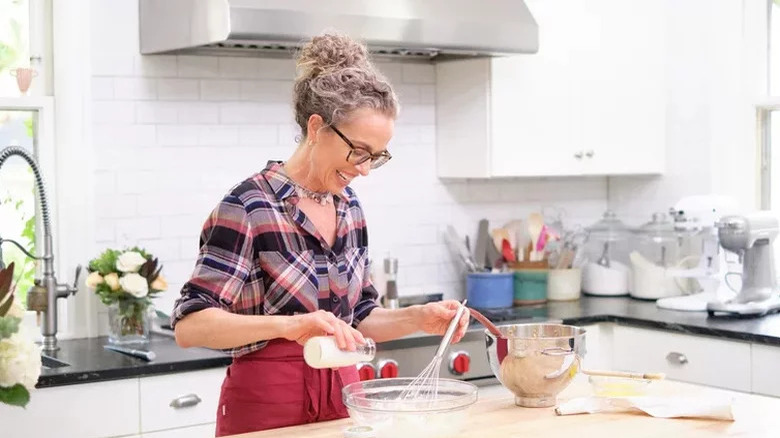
[361, 307, 558, 386]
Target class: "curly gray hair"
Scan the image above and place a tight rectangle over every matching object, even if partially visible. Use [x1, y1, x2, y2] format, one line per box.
[293, 32, 399, 139]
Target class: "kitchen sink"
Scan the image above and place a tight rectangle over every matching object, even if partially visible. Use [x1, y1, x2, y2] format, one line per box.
[40, 354, 70, 369]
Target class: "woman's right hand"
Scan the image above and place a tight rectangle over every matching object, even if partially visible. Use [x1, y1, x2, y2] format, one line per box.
[284, 310, 366, 351]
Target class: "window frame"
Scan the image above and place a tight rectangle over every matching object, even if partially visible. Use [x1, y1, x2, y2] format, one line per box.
[758, 0, 778, 209]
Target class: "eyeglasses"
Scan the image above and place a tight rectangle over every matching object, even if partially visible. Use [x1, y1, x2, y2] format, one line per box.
[330, 125, 392, 170]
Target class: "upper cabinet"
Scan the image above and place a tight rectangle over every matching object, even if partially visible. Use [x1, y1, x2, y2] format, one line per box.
[435, 0, 666, 178]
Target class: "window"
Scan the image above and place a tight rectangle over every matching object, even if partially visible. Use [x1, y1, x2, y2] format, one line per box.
[0, 109, 37, 304]
[760, 1, 780, 209]
[0, 0, 31, 97]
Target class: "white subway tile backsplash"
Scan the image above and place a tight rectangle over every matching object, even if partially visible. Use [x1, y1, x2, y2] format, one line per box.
[396, 104, 435, 125]
[201, 80, 241, 101]
[115, 170, 158, 194]
[419, 85, 435, 105]
[239, 125, 279, 146]
[178, 56, 220, 78]
[95, 194, 137, 219]
[135, 56, 178, 78]
[94, 171, 116, 196]
[176, 103, 219, 124]
[136, 238, 182, 262]
[114, 78, 157, 100]
[94, 125, 156, 148]
[136, 102, 178, 124]
[199, 126, 239, 146]
[402, 63, 436, 84]
[157, 79, 200, 100]
[92, 54, 135, 77]
[91, 78, 114, 100]
[220, 103, 293, 124]
[156, 125, 199, 147]
[240, 80, 292, 102]
[116, 218, 161, 244]
[94, 220, 115, 243]
[92, 101, 136, 124]
[161, 215, 208, 239]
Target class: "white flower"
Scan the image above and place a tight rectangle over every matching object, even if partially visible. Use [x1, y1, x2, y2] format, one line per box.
[116, 251, 147, 273]
[6, 297, 26, 320]
[0, 327, 41, 390]
[120, 273, 149, 298]
[85, 271, 104, 289]
[104, 273, 120, 291]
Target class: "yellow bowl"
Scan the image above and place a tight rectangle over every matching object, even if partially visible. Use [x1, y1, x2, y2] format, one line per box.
[588, 375, 652, 397]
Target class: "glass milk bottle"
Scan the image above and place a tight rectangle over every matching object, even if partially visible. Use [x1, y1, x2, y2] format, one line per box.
[303, 336, 376, 369]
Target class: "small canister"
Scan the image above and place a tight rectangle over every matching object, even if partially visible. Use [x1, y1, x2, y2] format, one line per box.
[466, 272, 514, 308]
[513, 269, 548, 305]
[547, 268, 582, 301]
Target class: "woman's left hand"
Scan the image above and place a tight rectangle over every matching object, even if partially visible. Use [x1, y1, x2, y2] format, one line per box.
[417, 300, 470, 343]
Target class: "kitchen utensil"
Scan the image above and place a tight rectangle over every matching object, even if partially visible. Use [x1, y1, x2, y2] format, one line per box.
[103, 344, 156, 361]
[596, 242, 611, 268]
[398, 300, 468, 401]
[527, 213, 544, 261]
[444, 226, 478, 272]
[504, 219, 525, 261]
[474, 219, 490, 270]
[485, 323, 586, 407]
[583, 369, 665, 380]
[384, 257, 399, 309]
[466, 273, 513, 308]
[501, 239, 516, 262]
[342, 378, 477, 438]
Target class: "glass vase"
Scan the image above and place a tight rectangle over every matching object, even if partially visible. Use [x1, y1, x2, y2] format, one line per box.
[107, 300, 151, 345]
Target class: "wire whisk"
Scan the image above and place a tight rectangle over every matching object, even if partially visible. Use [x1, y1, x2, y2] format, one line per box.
[397, 300, 468, 401]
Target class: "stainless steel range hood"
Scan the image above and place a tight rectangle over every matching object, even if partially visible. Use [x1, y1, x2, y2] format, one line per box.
[139, 0, 538, 59]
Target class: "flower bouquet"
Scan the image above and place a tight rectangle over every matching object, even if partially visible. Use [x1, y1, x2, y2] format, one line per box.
[0, 262, 42, 408]
[86, 248, 167, 344]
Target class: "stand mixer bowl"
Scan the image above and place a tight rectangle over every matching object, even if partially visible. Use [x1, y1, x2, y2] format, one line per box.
[485, 323, 586, 407]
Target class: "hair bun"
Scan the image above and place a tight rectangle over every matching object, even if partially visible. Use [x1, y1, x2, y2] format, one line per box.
[297, 32, 369, 78]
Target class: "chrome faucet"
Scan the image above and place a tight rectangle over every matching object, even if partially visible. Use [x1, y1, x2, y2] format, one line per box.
[0, 146, 80, 354]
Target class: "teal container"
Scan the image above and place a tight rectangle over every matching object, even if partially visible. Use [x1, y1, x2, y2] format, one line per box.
[513, 269, 549, 305]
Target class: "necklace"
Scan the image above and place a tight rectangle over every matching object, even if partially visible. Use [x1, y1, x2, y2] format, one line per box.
[294, 184, 333, 205]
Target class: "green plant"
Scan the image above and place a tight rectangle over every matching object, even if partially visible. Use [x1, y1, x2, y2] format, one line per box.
[0, 188, 36, 305]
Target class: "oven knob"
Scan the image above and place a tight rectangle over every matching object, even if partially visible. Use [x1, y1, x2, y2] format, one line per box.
[378, 359, 399, 379]
[357, 362, 376, 381]
[448, 351, 471, 376]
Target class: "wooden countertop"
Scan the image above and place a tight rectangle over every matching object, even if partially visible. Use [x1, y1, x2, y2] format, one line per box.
[234, 377, 780, 437]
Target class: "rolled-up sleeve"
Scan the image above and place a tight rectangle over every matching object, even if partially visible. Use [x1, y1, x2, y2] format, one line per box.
[171, 194, 255, 328]
[352, 255, 378, 328]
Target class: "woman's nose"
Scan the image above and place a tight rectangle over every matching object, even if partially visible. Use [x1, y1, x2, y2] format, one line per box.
[356, 161, 371, 176]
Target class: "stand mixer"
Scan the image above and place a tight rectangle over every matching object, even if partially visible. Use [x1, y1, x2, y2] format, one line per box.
[655, 195, 739, 312]
[706, 212, 780, 317]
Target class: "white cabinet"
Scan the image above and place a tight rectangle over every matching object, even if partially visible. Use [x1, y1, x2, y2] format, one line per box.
[139, 368, 226, 434]
[751, 344, 780, 397]
[435, 0, 665, 178]
[0, 378, 139, 438]
[580, 323, 614, 370]
[612, 325, 751, 392]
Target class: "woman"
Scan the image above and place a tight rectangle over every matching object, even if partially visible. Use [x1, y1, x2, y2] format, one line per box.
[171, 32, 470, 436]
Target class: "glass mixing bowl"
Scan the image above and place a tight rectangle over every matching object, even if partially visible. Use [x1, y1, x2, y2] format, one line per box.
[588, 375, 653, 397]
[342, 378, 478, 438]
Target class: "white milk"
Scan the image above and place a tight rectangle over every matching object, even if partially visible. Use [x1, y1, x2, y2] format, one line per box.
[303, 336, 376, 369]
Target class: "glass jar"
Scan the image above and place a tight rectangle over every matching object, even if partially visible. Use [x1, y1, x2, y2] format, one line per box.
[581, 211, 633, 296]
[630, 212, 686, 300]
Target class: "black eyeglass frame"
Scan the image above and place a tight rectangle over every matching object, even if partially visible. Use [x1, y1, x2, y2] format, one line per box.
[330, 125, 392, 169]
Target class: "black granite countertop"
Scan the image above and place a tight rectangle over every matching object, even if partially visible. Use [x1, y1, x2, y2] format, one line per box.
[37, 333, 231, 388]
[38, 296, 780, 389]
[501, 296, 780, 347]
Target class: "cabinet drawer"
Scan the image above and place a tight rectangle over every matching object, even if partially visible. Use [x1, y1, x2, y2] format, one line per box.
[0, 378, 139, 438]
[140, 367, 227, 433]
[612, 325, 750, 392]
[751, 344, 780, 397]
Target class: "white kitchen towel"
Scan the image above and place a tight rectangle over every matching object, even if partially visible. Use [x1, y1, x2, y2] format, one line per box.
[555, 396, 735, 421]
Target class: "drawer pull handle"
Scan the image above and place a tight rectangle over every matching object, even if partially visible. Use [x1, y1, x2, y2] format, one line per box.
[666, 352, 688, 365]
[169, 394, 202, 409]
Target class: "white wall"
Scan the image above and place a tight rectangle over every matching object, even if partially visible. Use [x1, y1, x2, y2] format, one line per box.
[87, 0, 608, 328]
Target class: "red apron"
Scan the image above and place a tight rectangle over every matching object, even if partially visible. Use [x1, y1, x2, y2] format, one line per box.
[215, 339, 359, 436]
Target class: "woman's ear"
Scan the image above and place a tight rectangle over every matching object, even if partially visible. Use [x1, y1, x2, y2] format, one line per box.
[306, 114, 325, 146]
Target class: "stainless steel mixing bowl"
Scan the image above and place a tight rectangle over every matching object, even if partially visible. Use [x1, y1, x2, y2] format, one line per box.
[485, 323, 586, 407]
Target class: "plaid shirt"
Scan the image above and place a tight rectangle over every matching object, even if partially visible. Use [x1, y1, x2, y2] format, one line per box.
[171, 161, 379, 357]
